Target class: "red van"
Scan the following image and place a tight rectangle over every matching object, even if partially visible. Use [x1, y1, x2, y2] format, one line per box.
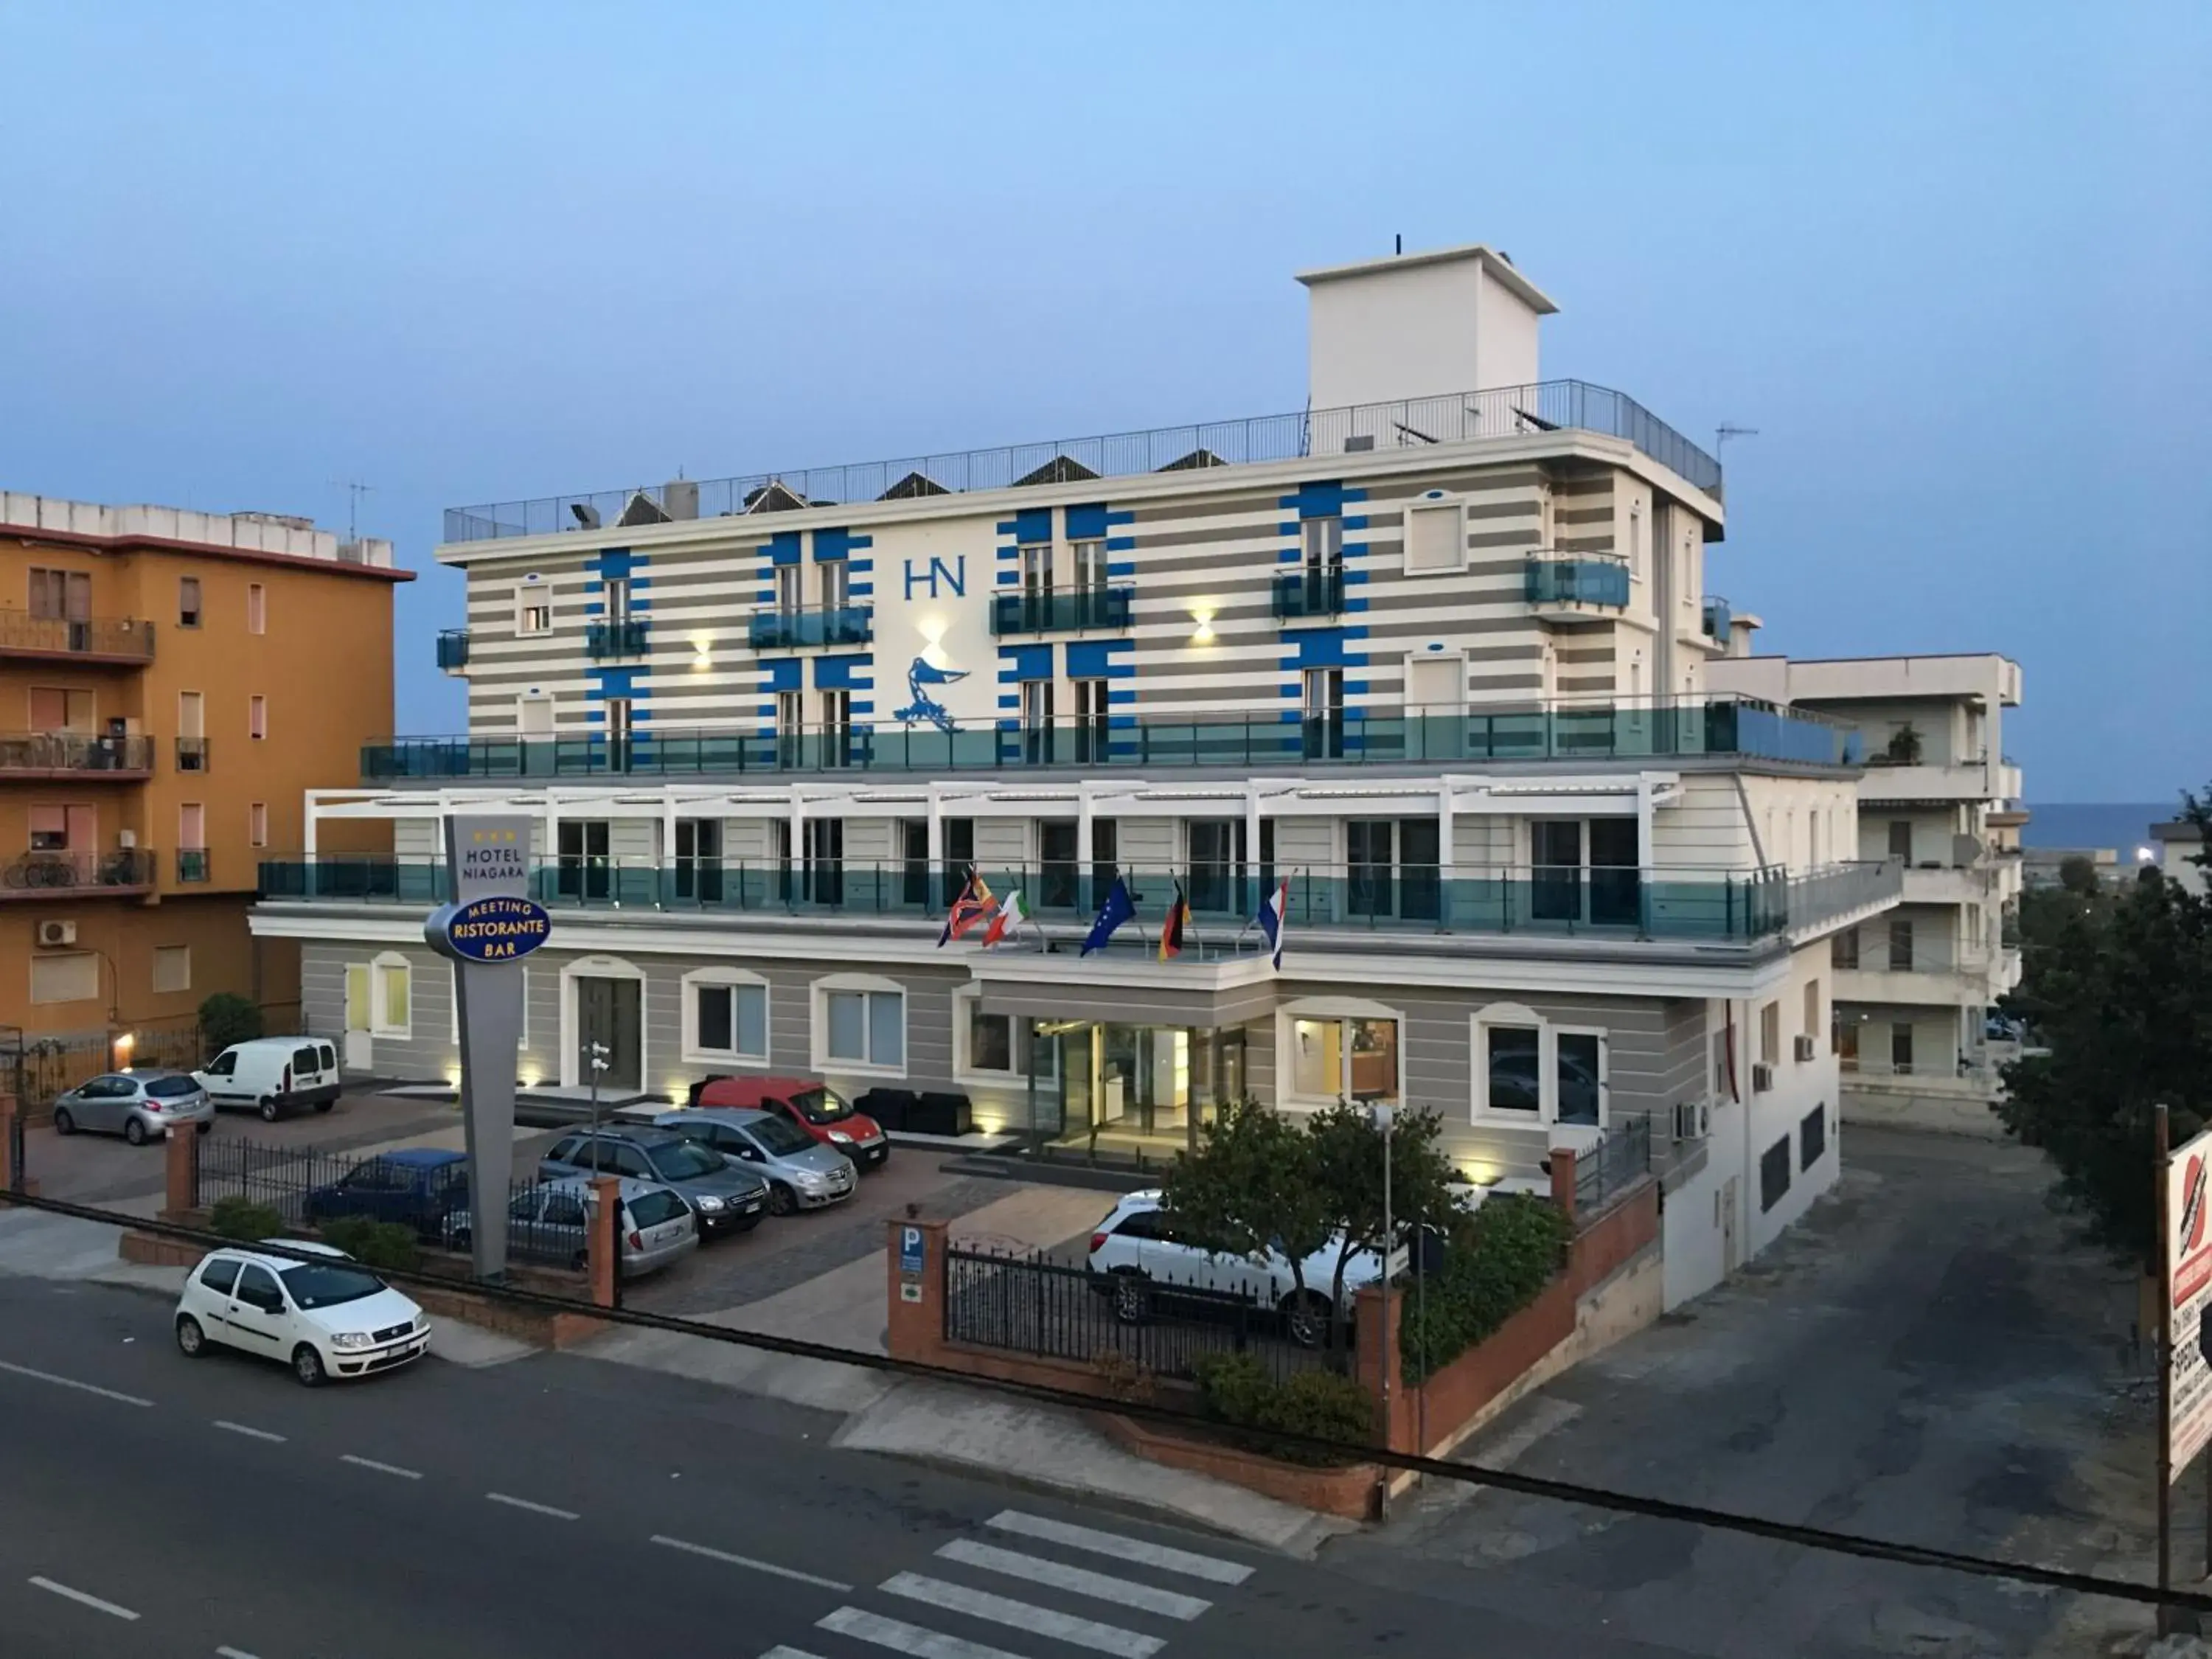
[692, 1077, 890, 1171]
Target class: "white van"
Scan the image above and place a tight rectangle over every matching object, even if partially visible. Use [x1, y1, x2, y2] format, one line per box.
[194, 1037, 343, 1121]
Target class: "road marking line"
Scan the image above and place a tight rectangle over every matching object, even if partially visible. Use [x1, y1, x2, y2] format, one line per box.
[27, 1576, 139, 1621]
[339, 1454, 422, 1481]
[217, 1646, 263, 1658]
[647, 1534, 852, 1591]
[935, 1538, 1211, 1621]
[880, 1573, 1163, 1658]
[759, 1649, 828, 1659]
[818, 1606, 1028, 1659]
[984, 1510, 1253, 1585]
[486, 1492, 579, 1521]
[0, 1360, 153, 1408]
[214, 1419, 286, 1444]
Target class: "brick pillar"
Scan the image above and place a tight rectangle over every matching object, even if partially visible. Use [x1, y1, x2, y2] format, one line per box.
[0, 1094, 32, 1199]
[885, 1217, 947, 1362]
[1549, 1146, 1578, 1225]
[161, 1116, 198, 1220]
[588, 1175, 621, 1309]
[1354, 1283, 1408, 1457]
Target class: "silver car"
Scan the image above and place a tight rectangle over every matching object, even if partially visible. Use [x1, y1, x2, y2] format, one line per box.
[642, 1107, 858, 1214]
[52, 1068, 215, 1146]
[442, 1176, 698, 1278]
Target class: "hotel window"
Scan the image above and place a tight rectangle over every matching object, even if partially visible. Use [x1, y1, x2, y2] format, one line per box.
[1020, 678, 1054, 765]
[372, 953, 412, 1039]
[1472, 1008, 1610, 1128]
[1301, 515, 1343, 578]
[1020, 538, 1054, 599]
[517, 586, 552, 634]
[673, 818, 723, 902]
[821, 981, 905, 1071]
[963, 999, 1057, 1080]
[1346, 818, 1442, 923]
[1302, 667, 1344, 760]
[802, 818, 844, 905]
[1287, 1014, 1399, 1104]
[1073, 678, 1109, 764]
[178, 577, 202, 628]
[776, 689, 802, 748]
[684, 971, 768, 1062]
[249, 801, 268, 848]
[775, 563, 803, 613]
[1481, 1023, 1542, 1115]
[820, 688, 852, 768]
[555, 819, 611, 901]
[248, 695, 267, 740]
[1072, 540, 1107, 592]
[820, 558, 850, 610]
[602, 577, 631, 624]
[246, 583, 265, 635]
[1556, 1031, 1605, 1127]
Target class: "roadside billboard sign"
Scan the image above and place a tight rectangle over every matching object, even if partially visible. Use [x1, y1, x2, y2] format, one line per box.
[2168, 1125, 2212, 1480]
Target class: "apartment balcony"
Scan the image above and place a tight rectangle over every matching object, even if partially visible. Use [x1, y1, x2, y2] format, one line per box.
[1273, 568, 1346, 620]
[175, 849, 211, 885]
[989, 586, 1133, 636]
[0, 848, 156, 901]
[1858, 755, 2003, 803]
[1702, 596, 1732, 641]
[1899, 863, 1994, 906]
[0, 610, 156, 667]
[585, 619, 650, 659]
[437, 629, 471, 672]
[359, 695, 1863, 782]
[258, 857, 1835, 945]
[0, 731, 153, 780]
[1524, 552, 1629, 617]
[1834, 954, 2005, 1007]
[175, 737, 210, 774]
[746, 605, 873, 651]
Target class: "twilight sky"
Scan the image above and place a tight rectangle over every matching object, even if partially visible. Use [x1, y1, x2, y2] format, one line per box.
[2, 1, 2205, 801]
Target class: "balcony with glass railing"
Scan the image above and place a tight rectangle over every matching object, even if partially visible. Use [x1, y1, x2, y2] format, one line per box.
[585, 619, 650, 659]
[360, 695, 1863, 783]
[1703, 596, 1733, 641]
[259, 856, 1859, 945]
[746, 605, 873, 651]
[1273, 568, 1346, 619]
[437, 628, 471, 672]
[990, 586, 1133, 636]
[1525, 551, 1630, 611]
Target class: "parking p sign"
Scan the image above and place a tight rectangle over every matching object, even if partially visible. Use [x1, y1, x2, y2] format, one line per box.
[900, 1225, 925, 1277]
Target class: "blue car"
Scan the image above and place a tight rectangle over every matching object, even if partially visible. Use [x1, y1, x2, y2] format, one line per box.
[303, 1148, 473, 1241]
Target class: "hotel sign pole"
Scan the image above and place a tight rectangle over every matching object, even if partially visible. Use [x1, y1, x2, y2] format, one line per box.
[425, 815, 551, 1282]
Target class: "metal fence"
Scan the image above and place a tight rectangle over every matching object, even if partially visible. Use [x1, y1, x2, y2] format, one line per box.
[443, 378, 1721, 543]
[1573, 1114, 1652, 1219]
[0, 1003, 303, 1107]
[943, 1244, 1344, 1386]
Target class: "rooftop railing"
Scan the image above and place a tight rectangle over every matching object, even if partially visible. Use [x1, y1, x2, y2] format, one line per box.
[359, 695, 1861, 783]
[258, 858, 1812, 943]
[442, 379, 1722, 544]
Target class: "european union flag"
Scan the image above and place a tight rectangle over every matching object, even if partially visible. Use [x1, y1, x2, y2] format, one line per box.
[1080, 876, 1137, 956]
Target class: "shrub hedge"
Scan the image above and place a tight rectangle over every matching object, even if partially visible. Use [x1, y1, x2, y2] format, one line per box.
[208, 1196, 284, 1242]
[318, 1214, 421, 1273]
[1399, 1193, 1573, 1383]
[1189, 1352, 1377, 1467]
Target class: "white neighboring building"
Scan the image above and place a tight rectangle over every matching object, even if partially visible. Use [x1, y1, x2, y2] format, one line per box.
[2153, 817, 2208, 897]
[1708, 650, 2023, 1136]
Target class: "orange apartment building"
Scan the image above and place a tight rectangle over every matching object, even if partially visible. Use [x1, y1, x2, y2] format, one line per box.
[0, 493, 408, 1047]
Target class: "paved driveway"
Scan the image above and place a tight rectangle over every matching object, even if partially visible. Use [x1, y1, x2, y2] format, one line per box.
[1326, 1127, 2156, 1658]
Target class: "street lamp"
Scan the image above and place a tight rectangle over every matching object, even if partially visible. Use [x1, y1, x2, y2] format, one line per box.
[583, 1040, 611, 1172]
[1370, 1096, 1394, 1520]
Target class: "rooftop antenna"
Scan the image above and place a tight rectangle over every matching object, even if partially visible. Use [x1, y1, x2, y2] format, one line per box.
[330, 479, 375, 541]
[1715, 424, 1759, 461]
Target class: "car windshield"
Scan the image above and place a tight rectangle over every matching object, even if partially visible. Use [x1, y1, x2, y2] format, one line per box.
[279, 1262, 386, 1310]
[647, 1141, 726, 1180]
[143, 1075, 201, 1097]
[790, 1087, 854, 1125]
[748, 1115, 816, 1156]
[626, 1190, 688, 1229]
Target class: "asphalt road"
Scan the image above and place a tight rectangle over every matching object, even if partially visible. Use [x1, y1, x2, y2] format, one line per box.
[0, 1275, 1684, 1659]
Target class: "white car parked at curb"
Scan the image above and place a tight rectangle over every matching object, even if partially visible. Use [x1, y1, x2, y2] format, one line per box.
[174, 1241, 429, 1386]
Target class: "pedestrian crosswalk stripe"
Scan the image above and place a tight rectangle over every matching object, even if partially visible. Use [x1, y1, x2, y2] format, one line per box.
[935, 1539, 1211, 1621]
[759, 1649, 827, 1658]
[818, 1605, 1029, 1659]
[880, 1572, 1164, 1659]
[984, 1510, 1254, 1586]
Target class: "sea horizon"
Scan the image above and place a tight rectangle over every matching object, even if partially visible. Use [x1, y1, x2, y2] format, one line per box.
[2020, 801, 2188, 852]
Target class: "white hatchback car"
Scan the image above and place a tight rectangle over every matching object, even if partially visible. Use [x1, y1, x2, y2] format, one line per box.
[175, 1242, 430, 1386]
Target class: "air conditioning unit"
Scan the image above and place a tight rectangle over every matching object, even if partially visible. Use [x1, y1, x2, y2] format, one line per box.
[1794, 1034, 1818, 1062]
[37, 920, 77, 947]
[1672, 1099, 1710, 1141]
[116, 830, 137, 849]
[1751, 1062, 1776, 1093]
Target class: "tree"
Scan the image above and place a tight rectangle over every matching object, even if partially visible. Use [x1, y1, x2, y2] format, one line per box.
[1882, 723, 1924, 765]
[1304, 1100, 1458, 1352]
[2057, 854, 2101, 896]
[1161, 1097, 1333, 1315]
[197, 992, 263, 1058]
[1995, 786, 2212, 1262]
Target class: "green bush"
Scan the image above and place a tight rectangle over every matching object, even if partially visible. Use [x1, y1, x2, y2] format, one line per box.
[209, 1196, 284, 1241]
[1399, 1193, 1573, 1382]
[1190, 1352, 1376, 1467]
[318, 1215, 420, 1273]
[198, 992, 263, 1057]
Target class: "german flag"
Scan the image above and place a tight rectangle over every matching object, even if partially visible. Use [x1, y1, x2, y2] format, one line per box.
[1158, 883, 1191, 961]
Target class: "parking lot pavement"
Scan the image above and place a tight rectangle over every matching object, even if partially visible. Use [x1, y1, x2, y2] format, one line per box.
[624, 1152, 1019, 1317]
[23, 1090, 473, 1208]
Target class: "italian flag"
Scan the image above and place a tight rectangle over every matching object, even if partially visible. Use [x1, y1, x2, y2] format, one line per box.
[983, 888, 1031, 947]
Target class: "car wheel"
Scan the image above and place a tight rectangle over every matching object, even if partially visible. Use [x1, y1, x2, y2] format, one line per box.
[124, 1116, 148, 1147]
[51, 1106, 74, 1135]
[197, 1120, 212, 1135]
[313, 1100, 333, 1114]
[1281, 1291, 1332, 1350]
[766, 1183, 797, 1217]
[291, 1344, 327, 1388]
[175, 1315, 206, 1357]
[258, 1098, 279, 1123]
[1110, 1270, 1152, 1325]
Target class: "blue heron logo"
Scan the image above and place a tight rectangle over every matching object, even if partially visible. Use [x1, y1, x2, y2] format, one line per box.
[894, 657, 967, 732]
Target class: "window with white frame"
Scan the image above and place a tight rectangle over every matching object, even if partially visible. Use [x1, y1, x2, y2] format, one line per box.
[1403, 499, 1464, 574]
[1472, 1005, 1610, 1127]
[369, 952, 412, 1038]
[1280, 1003, 1399, 1105]
[683, 969, 768, 1064]
[815, 975, 905, 1074]
[515, 582, 553, 635]
[152, 945, 191, 995]
[451, 964, 527, 1048]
